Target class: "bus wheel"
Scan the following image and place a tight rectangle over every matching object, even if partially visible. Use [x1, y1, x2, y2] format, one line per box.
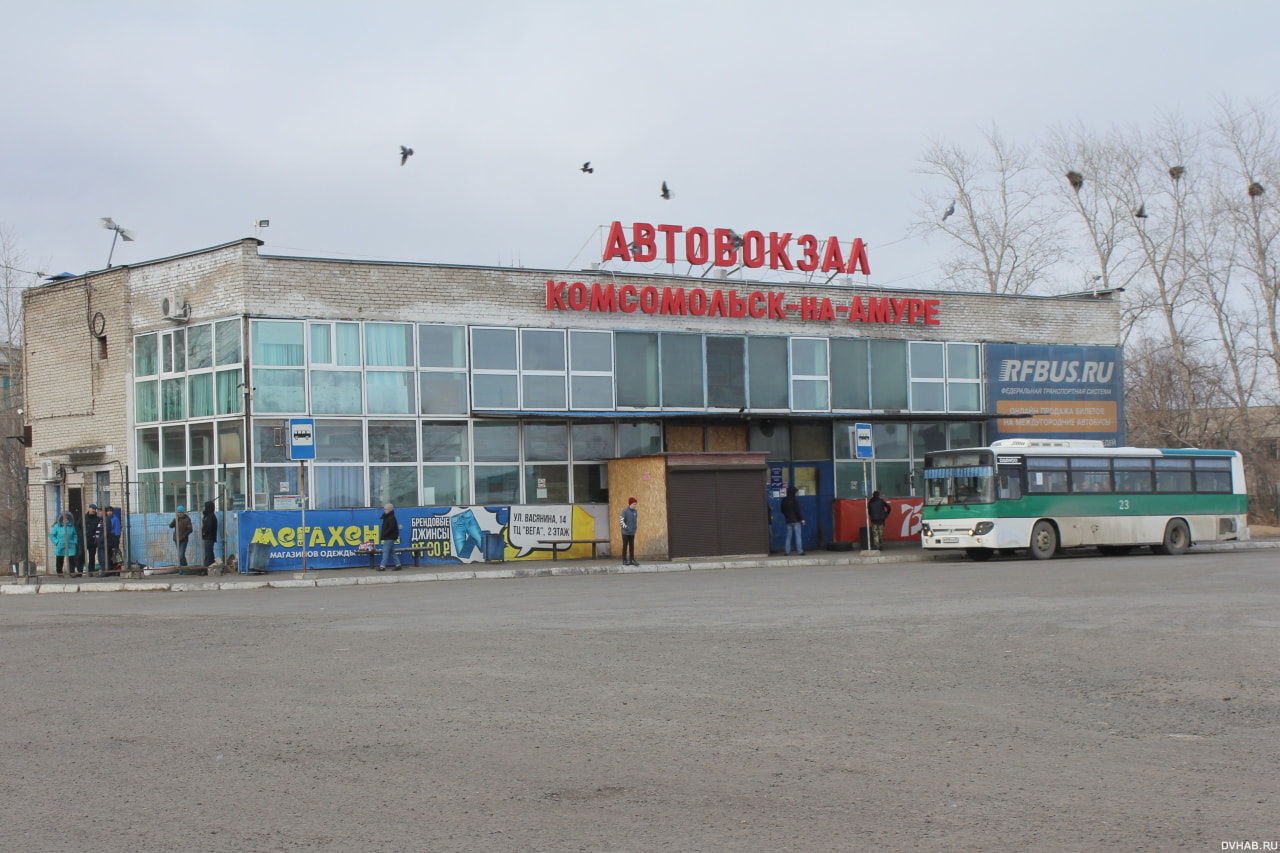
[966, 548, 994, 562]
[1153, 519, 1191, 556]
[1029, 521, 1057, 560]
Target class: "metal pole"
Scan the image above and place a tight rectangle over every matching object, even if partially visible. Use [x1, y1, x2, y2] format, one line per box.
[862, 460, 870, 555]
[299, 460, 308, 575]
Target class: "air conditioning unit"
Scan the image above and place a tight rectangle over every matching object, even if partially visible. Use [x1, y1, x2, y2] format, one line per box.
[160, 294, 189, 321]
[40, 461, 62, 482]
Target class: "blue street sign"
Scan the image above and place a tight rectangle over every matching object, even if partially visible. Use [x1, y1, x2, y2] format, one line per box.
[288, 418, 316, 460]
[853, 423, 874, 459]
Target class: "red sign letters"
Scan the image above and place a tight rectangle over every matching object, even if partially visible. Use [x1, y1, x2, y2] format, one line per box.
[545, 281, 940, 326]
[602, 221, 871, 275]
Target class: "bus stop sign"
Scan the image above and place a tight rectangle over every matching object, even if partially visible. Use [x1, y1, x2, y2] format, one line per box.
[288, 418, 316, 460]
[853, 423, 874, 459]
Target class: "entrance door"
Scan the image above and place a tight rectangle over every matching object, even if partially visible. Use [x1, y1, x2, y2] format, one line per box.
[767, 464, 827, 553]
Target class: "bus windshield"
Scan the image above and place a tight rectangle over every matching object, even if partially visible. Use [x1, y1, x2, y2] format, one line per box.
[924, 451, 996, 506]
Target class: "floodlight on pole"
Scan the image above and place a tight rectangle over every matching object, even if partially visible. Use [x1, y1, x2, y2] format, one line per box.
[101, 217, 135, 267]
[254, 219, 270, 239]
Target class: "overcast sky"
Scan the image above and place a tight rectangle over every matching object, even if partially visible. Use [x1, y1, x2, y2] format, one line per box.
[3, 1, 1277, 290]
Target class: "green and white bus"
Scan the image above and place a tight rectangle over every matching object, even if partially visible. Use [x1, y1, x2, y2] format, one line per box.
[920, 439, 1248, 561]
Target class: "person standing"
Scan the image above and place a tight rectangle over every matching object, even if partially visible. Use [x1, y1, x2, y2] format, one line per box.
[780, 485, 805, 556]
[620, 497, 638, 566]
[201, 501, 218, 567]
[169, 505, 193, 567]
[49, 512, 79, 576]
[82, 504, 103, 576]
[867, 490, 892, 550]
[103, 506, 122, 575]
[378, 503, 401, 571]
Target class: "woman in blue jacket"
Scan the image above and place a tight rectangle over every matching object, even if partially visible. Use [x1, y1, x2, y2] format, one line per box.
[49, 512, 80, 576]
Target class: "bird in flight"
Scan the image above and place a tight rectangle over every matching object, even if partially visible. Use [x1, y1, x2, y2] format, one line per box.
[660, 181, 672, 200]
[941, 200, 956, 221]
[400, 146, 414, 166]
[1134, 203, 1148, 219]
[581, 161, 594, 173]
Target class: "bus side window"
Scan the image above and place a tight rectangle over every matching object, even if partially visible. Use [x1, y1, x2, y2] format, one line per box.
[998, 469, 1022, 500]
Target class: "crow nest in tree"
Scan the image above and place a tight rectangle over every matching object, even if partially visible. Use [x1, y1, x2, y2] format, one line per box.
[1248, 181, 1265, 198]
[1066, 170, 1085, 192]
[1169, 165, 1186, 181]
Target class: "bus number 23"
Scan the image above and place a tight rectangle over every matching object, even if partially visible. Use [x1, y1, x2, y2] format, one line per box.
[1118, 499, 1131, 510]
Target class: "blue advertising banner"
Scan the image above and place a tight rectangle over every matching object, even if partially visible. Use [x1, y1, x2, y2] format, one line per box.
[985, 343, 1125, 446]
[238, 504, 596, 572]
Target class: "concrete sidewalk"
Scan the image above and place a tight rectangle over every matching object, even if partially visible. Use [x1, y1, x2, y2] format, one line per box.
[5, 537, 1276, 596]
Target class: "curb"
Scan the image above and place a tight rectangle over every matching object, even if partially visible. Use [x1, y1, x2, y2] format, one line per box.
[4, 539, 1273, 597]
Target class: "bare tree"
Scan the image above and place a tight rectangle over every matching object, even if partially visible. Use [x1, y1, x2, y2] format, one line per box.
[0, 225, 33, 567]
[1214, 99, 1280, 390]
[915, 125, 1064, 294]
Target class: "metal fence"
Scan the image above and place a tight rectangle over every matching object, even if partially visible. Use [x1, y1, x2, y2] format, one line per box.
[29, 472, 240, 576]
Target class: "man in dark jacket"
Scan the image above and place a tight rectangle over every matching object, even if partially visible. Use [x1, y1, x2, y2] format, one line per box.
[170, 506, 193, 567]
[201, 501, 219, 567]
[781, 485, 805, 556]
[378, 503, 401, 571]
[867, 490, 892, 550]
[82, 504, 104, 576]
[620, 497, 638, 566]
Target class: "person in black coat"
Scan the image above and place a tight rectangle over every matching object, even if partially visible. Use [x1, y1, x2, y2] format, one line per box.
[201, 501, 219, 567]
[781, 485, 805, 556]
[378, 503, 401, 571]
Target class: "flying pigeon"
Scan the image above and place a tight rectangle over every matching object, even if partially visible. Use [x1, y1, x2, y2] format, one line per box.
[941, 200, 956, 222]
[660, 181, 671, 200]
[581, 161, 594, 173]
[1134, 203, 1148, 219]
[400, 146, 414, 166]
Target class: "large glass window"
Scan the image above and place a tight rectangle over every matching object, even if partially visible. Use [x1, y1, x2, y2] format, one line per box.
[312, 371, 364, 415]
[790, 337, 829, 411]
[420, 372, 469, 415]
[370, 466, 418, 508]
[1113, 457, 1153, 492]
[521, 329, 567, 409]
[251, 320, 304, 366]
[367, 371, 415, 414]
[315, 420, 365, 462]
[423, 465, 468, 506]
[947, 343, 982, 412]
[420, 324, 467, 368]
[525, 464, 569, 503]
[215, 369, 243, 415]
[475, 465, 520, 504]
[910, 342, 946, 412]
[618, 421, 662, 456]
[420, 324, 469, 415]
[661, 333, 704, 408]
[188, 374, 214, 418]
[869, 340, 908, 410]
[369, 420, 418, 463]
[136, 380, 159, 423]
[748, 337, 789, 409]
[615, 332, 660, 408]
[423, 422, 468, 462]
[214, 319, 242, 366]
[137, 428, 160, 469]
[831, 338, 870, 410]
[474, 421, 519, 462]
[186, 324, 213, 370]
[135, 334, 158, 377]
[252, 368, 306, 413]
[161, 378, 185, 421]
[314, 467, 364, 509]
[472, 327, 519, 409]
[366, 323, 413, 367]
[524, 422, 568, 461]
[706, 336, 746, 409]
[569, 330, 613, 410]
[189, 423, 214, 467]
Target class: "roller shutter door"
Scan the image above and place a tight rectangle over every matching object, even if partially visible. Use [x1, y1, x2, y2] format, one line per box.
[668, 468, 768, 559]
